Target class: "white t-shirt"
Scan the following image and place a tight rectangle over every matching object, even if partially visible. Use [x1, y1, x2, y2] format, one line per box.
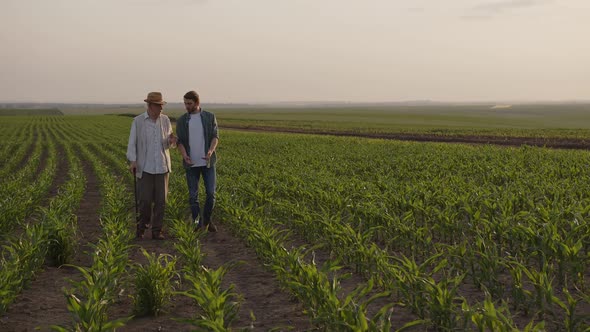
[188, 113, 207, 167]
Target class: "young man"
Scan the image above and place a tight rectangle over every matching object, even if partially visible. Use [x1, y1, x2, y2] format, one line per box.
[175, 90, 219, 232]
[126, 91, 176, 240]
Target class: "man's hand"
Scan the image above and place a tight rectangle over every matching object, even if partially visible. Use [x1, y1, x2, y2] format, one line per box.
[183, 155, 194, 165]
[168, 133, 177, 146]
[203, 150, 213, 167]
[203, 150, 214, 162]
[129, 161, 137, 174]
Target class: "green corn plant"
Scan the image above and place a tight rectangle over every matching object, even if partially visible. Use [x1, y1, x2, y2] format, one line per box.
[132, 249, 179, 317]
[169, 218, 206, 273]
[43, 207, 78, 266]
[0, 222, 49, 314]
[52, 260, 132, 332]
[51, 290, 132, 332]
[556, 239, 585, 289]
[318, 216, 380, 275]
[244, 217, 293, 264]
[505, 212, 534, 258]
[464, 297, 517, 332]
[522, 266, 557, 320]
[512, 223, 541, 269]
[390, 252, 446, 318]
[43, 143, 86, 266]
[530, 211, 559, 271]
[472, 234, 506, 298]
[521, 320, 546, 332]
[333, 278, 393, 331]
[506, 260, 532, 315]
[423, 274, 466, 331]
[551, 288, 588, 332]
[176, 262, 244, 331]
[164, 190, 187, 221]
[282, 254, 392, 331]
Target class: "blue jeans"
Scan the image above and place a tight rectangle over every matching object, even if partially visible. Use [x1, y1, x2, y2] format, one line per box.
[185, 165, 216, 224]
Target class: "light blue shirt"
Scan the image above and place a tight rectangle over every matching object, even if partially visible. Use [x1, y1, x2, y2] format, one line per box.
[143, 115, 169, 174]
[126, 112, 172, 178]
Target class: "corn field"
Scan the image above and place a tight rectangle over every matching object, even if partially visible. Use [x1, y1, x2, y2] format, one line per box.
[0, 115, 589, 331]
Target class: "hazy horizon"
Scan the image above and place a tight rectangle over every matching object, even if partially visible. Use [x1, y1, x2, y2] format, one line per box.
[2, 0, 588, 104]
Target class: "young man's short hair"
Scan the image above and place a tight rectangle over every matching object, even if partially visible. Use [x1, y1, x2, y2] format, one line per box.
[184, 91, 200, 104]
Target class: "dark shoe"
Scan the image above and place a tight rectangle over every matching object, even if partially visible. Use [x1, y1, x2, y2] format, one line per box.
[136, 229, 145, 239]
[207, 223, 217, 233]
[152, 232, 165, 240]
[193, 218, 201, 230]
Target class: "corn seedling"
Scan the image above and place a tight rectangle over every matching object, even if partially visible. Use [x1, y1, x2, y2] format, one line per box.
[132, 249, 178, 317]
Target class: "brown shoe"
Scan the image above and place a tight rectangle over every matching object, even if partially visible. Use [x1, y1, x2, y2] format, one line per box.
[152, 232, 165, 240]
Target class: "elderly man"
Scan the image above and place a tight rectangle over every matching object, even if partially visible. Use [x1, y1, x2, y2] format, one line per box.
[127, 91, 176, 240]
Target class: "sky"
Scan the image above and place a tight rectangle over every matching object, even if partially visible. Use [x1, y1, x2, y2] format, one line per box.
[1, 0, 589, 104]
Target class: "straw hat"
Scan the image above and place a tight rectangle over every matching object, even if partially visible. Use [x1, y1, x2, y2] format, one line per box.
[144, 92, 167, 105]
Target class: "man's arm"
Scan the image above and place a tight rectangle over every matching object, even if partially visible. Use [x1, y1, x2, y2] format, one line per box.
[126, 120, 137, 174]
[208, 137, 219, 155]
[204, 137, 218, 165]
[208, 113, 219, 157]
[165, 117, 177, 149]
[178, 143, 193, 165]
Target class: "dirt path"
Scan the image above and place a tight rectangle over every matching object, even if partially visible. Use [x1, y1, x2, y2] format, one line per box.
[199, 223, 313, 331]
[106, 221, 314, 331]
[221, 125, 590, 150]
[109, 207, 314, 331]
[46, 145, 69, 198]
[107, 233, 199, 332]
